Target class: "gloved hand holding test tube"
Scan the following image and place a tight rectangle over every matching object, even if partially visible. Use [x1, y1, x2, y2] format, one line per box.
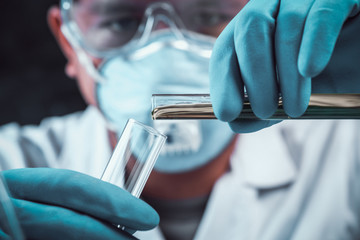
[151, 94, 360, 120]
[0, 119, 165, 239]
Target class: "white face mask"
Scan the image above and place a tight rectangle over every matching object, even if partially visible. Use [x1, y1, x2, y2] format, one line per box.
[96, 32, 235, 173]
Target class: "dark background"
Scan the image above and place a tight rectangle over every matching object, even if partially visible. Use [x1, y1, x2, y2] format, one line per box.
[0, 1, 86, 126]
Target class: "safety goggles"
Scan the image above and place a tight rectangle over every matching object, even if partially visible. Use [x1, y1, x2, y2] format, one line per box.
[60, 0, 246, 58]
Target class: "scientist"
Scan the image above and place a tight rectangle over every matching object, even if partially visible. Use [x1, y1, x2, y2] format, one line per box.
[1, 0, 360, 239]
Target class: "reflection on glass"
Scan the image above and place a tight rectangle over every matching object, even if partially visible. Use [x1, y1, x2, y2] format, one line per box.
[101, 118, 167, 198]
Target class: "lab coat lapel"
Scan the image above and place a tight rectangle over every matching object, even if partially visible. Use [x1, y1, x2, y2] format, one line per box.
[194, 123, 297, 239]
[237, 124, 297, 189]
[194, 165, 255, 240]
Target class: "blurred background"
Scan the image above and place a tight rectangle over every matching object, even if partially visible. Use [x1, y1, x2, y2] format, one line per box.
[0, 1, 86, 126]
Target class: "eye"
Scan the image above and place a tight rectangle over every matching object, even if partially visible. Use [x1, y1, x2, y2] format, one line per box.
[102, 16, 140, 33]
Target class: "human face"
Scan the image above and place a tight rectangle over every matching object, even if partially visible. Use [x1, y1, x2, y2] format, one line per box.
[48, 0, 246, 174]
[54, 0, 248, 107]
[49, 0, 248, 111]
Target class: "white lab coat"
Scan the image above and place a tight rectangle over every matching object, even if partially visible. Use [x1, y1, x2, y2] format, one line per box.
[1, 106, 359, 239]
[0, 106, 112, 176]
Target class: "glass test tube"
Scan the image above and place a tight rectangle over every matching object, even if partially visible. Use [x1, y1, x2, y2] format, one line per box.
[151, 94, 360, 120]
[101, 119, 167, 198]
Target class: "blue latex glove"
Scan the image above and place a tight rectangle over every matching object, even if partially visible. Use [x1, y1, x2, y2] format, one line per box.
[210, 0, 360, 133]
[0, 168, 159, 240]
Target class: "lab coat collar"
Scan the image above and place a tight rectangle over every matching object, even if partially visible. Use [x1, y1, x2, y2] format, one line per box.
[231, 123, 297, 189]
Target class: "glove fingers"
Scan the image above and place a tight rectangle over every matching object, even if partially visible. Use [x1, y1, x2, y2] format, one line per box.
[234, 0, 280, 119]
[12, 198, 136, 240]
[298, 0, 360, 78]
[2, 168, 159, 231]
[275, 0, 313, 117]
[210, 18, 244, 122]
[229, 119, 281, 134]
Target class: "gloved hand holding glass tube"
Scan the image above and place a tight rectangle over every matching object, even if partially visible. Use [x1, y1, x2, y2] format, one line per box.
[0, 120, 166, 237]
[0, 168, 159, 240]
[210, 0, 360, 133]
[0, 118, 166, 240]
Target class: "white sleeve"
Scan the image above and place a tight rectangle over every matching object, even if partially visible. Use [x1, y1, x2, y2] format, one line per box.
[0, 113, 82, 171]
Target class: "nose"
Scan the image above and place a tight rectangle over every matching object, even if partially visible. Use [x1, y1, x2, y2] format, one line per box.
[143, 2, 185, 33]
[154, 20, 170, 31]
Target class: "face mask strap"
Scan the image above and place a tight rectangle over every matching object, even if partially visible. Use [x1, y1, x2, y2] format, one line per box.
[61, 24, 123, 133]
[61, 24, 106, 84]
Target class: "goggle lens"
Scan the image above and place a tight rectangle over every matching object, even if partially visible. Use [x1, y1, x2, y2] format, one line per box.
[61, 0, 246, 55]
